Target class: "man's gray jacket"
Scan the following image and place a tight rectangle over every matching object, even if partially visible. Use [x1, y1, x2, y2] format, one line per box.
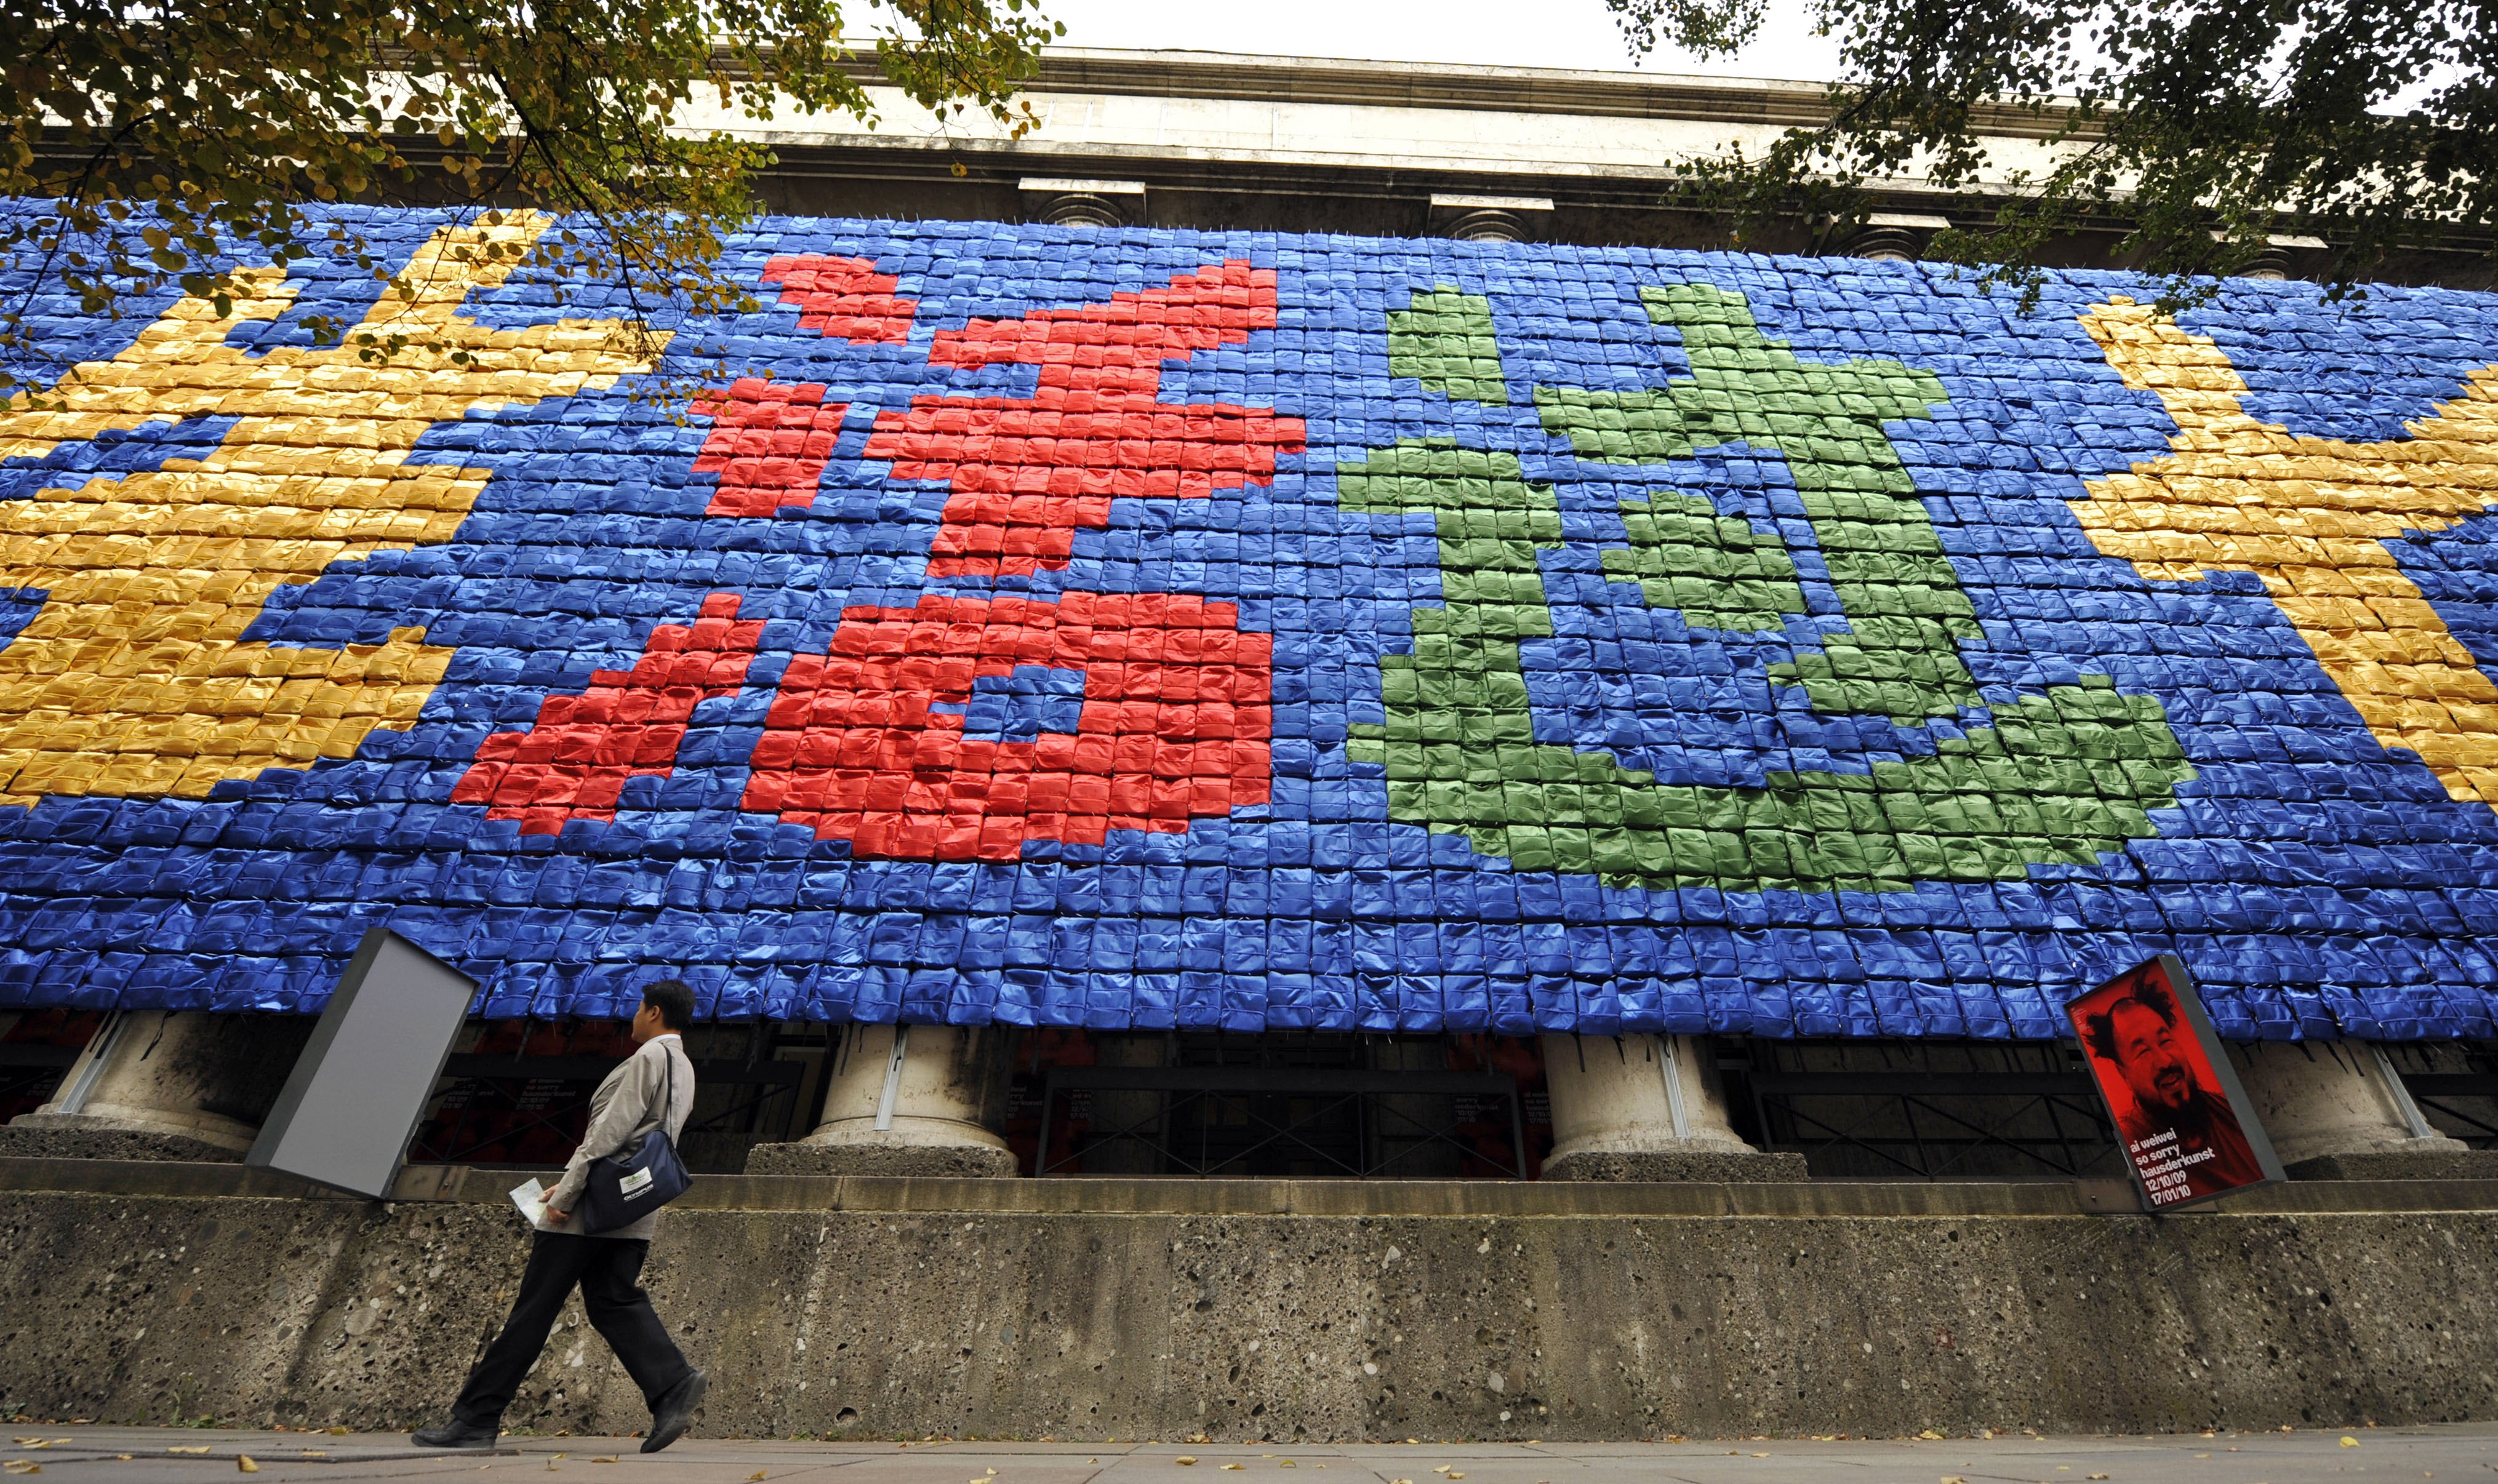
[543, 1034, 694, 1242]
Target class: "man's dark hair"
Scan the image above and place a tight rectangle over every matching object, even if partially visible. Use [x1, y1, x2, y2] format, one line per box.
[2082, 973, 2180, 1064]
[641, 979, 697, 1032]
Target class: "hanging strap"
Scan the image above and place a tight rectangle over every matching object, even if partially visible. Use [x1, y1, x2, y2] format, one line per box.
[655, 1042, 678, 1141]
[627, 1041, 678, 1147]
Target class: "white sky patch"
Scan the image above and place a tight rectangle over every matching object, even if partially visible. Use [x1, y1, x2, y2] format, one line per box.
[1037, 0, 1846, 82]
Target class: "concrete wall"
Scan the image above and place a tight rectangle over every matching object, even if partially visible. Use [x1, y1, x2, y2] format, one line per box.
[2, 1166, 2493, 1440]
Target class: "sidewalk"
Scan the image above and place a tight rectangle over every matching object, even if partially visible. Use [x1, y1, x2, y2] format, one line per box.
[4, 1426, 2492, 1483]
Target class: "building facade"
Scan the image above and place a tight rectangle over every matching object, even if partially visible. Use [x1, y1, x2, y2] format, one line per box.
[2, 50, 2496, 1190]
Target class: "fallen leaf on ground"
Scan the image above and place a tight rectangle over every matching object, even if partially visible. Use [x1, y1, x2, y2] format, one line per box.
[748, 1473, 767, 1482]
[2342, 1438, 2360, 1448]
[1223, 1466, 1244, 1472]
[1944, 1476, 1964, 1483]
[1175, 1459, 1196, 1467]
[1, 1463, 35, 1475]
[238, 1460, 260, 1475]
[327, 1428, 351, 1436]
[592, 1458, 618, 1465]
[170, 1448, 211, 1456]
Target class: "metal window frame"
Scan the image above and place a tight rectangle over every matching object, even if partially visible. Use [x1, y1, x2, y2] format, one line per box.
[1739, 1069, 2120, 1180]
[1031, 1066, 1527, 1179]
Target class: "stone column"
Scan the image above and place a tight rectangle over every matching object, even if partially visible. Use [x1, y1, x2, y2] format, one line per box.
[2228, 1040, 2498, 1179]
[1, 1011, 313, 1162]
[1539, 1032, 1804, 1181]
[744, 1023, 1020, 1178]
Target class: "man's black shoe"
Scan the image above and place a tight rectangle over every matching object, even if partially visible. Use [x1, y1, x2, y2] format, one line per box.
[641, 1370, 708, 1454]
[412, 1418, 500, 1450]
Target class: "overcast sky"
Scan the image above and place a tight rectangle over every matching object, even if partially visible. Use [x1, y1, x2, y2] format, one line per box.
[1036, 0, 1846, 83]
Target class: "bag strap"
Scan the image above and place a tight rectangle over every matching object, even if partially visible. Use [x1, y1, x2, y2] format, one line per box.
[659, 1042, 677, 1138]
[625, 1041, 679, 1149]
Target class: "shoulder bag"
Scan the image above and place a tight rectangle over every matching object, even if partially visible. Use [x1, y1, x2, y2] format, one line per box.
[580, 1045, 692, 1234]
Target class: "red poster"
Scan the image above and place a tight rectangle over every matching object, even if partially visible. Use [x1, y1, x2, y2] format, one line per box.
[2067, 957, 2284, 1210]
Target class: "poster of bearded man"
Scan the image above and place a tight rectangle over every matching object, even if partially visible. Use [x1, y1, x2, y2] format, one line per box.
[2068, 957, 2286, 1210]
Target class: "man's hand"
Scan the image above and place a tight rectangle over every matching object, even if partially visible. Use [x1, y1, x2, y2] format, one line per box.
[543, 1206, 569, 1224]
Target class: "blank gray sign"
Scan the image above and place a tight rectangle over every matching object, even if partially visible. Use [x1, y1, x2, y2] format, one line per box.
[247, 928, 478, 1199]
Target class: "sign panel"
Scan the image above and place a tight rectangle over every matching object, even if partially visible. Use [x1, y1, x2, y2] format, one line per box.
[246, 928, 478, 1199]
[2067, 956, 2284, 1209]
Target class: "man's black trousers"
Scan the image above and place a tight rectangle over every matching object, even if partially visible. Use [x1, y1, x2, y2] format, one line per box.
[452, 1232, 694, 1424]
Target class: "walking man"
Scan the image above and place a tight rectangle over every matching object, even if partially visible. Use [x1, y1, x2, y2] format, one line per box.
[414, 979, 710, 1453]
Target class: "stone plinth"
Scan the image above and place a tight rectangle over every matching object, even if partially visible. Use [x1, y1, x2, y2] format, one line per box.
[0, 1012, 311, 1162]
[744, 1024, 1019, 1178]
[1540, 1033, 1804, 1181]
[2229, 1040, 2498, 1180]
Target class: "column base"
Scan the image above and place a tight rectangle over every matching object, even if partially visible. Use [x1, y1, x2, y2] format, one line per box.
[1542, 1146, 1807, 1182]
[2284, 1142, 2498, 1181]
[0, 1114, 245, 1163]
[744, 1140, 1022, 1179]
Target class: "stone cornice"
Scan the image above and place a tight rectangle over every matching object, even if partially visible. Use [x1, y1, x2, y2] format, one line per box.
[816, 45, 2083, 141]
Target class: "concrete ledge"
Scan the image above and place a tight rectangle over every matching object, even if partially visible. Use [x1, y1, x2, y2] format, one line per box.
[0, 1157, 348, 1200]
[1541, 1149, 1809, 1183]
[2288, 1146, 2498, 1182]
[7, 1157, 2498, 1217]
[743, 1140, 1023, 1179]
[0, 1124, 242, 1163]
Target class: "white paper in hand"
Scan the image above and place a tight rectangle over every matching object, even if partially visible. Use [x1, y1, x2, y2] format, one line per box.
[508, 1177, 557, 1231]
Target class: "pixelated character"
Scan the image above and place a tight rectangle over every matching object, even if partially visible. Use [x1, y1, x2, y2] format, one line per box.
[497, 260, 1301, 861]
[0, 215, 668, 806]
[1535, 281, 1977, 721]
[454, 594, 767, 834]
[689, 256, 918, 519]
[1347, 282, 2195, 888]
[462, 257, 922, 832]
[729, 261, 1301, 858]
[865, 260, 1305, 575]
[740, 591, 1273, 860]
[1335, 439, 2191, 888]
[2075, 300, 2498, 807]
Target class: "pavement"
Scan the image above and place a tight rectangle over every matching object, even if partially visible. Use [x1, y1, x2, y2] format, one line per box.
[2, 1426, 2494, 1484]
